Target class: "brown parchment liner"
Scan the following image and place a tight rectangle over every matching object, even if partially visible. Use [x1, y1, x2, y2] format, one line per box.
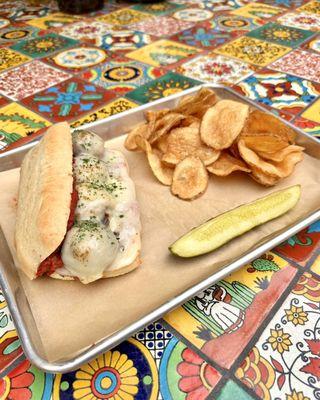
[0, 136, 319, 363]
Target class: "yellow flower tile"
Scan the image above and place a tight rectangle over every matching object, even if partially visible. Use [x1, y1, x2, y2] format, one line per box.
[0, 48, 31, 72]
[97, 8, 150, 27]
[231, 2, 284, 21]
[127, 39, 200, 67]
[0, 102, 51, 139]
[164, 252, 288, 346]
[301, 98, 320, 123]
[70, 98, 138, 129]
[298, 0, 320, 15]
[214, 36, 291, 66]
[26, 12, 81, 30]
[311, 254, 320, 275]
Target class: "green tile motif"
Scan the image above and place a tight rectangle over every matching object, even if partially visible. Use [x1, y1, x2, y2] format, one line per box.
[10, 33, 78, 58]
[125, 71, 201, 104]
[246, 22, 315, 48]
[217, 380, 255, 400]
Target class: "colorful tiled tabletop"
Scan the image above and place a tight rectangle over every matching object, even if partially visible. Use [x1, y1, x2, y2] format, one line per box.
[0, 0, 320, 399]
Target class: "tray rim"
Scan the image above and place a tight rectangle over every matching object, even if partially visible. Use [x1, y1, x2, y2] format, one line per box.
[1, 83, 320, 373]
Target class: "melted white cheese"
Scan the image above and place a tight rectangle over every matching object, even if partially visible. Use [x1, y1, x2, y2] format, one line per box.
[73, 130, 105, 158]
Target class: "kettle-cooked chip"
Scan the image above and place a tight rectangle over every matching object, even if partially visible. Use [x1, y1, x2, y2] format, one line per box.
[149, 112, 185, 144]
[243, 134, 289, 153]
[171, 156, 208, 200]
[125, 122, 149, 151]
[200, 100, 249, 150]
[258, 145, 304, 163]
[207, 152, 251, 176]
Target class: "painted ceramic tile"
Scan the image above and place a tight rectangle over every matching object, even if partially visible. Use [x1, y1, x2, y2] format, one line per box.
[79, 60, 165, 94]
[311, 253, 320, 275]
[59, 20, 113, 44]
[0, 102, 50, 150]
[301, 98, 320, 123]
[127, 39, 200, 67]
[0, 25, 41, 45]
[126, 71, 201, 103]
[271, 49, 320, 84]
[129, 16, 195, 36]
[233, 69, 320, 114]
[0, 322, 221, 400]
[0, 60, 71, 101]
[231, 2, 285, 22]
[26, 12, 81, 30]
[0, 6, 51, 22]
[169, 23, 241, 49]
[165, 253, 297, 369]
[131, 2, 185, 15]
[46, 47, 108, 71]
[172, 8, 214, 22]
[0, 17, 10, 29]
[200, 0, 247, 12]
[0, 48, 30, 72]
[97, 30, 154, 52]
[71, 98, 138, 129]
[0, 96, 9, 108]
[214, 36, 291, 66]
[293, 116, 320, 137]
[0, 1, 25, 13]
[177, 54, 254, 85]
[216, 380, 255, 400]
[236, 272, 320, 400]
[10, 33, 78, 58]
[302, 35, 320, 54]
[0, 292, 23, 374]
[277, 12, 320, 31]
[298, 0, 320, 14]
[259, 0, 310, 8]
[210, 13, 260, 32]
[21, 78, 115, 123]
[97, 9, 151, 28]
[247, 22, 315, 48]
[275, 221, 320, 264]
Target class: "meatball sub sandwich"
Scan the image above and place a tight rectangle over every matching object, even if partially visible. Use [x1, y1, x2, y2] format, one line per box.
[15, 122, 141, 284]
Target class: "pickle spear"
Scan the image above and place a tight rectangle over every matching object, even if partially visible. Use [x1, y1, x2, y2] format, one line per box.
[169, 185, 300, 258]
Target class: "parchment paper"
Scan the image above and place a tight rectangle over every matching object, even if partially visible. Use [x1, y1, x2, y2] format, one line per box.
[0, 136, 319, 363]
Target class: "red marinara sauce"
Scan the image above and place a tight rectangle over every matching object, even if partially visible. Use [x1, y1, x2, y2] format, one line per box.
[36, 186, 78, 277]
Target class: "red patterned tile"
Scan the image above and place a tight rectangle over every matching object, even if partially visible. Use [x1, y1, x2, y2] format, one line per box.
[129, 15, 195, 36]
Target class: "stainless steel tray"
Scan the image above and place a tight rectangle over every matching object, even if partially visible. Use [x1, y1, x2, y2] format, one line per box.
[0, 84, 319, 374]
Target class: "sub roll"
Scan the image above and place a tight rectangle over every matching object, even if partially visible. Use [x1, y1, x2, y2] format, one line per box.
[15, 122, 141, 284]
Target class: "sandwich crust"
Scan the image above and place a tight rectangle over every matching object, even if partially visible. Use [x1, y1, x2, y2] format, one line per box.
[15, 122, 73, 279]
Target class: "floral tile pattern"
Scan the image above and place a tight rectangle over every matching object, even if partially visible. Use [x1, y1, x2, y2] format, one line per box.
[277, 12, 320, 31]
[70, 97, 138, 129]
[0, 60, 71, 101]
[177, 53, 254, 85]
[129, 15, 195, 36]
[45, 46, 108, 71]
[1, 0, 320, 398]
[25, 12, 81, 30]
[79, 59, 165, 95]
[233, 69, 320, 115]
[0, 102, 50, 149]
[126, 71, 201, 104]
[236, 272, 320, 400]
[214, 36, 291, 66]
[10, 33, 78, 58]
[247, 22, 315, 47]
[127, 39, 200, 67]
[271, 49, 320, 84]
[21, 78, 115, 123]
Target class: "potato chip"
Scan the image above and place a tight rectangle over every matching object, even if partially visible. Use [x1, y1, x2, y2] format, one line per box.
[162, 126, 220, 166]
[242, 110, 296, 143]
[125, 122, 149, 151]
[243, 134, 288, 153]
[238, 139, 303, 178]
[155, 135, 169, 154]
[171, 156, 208, 200]
[175, 88, 218, 118]
[207, 152, 251, 176]
[149, 112, 185, 144]
[200, 100, 249, 150]
[258, 145, 304, 163]
[136, 136, 173, 185]
[180, 116, 200, 127]
[251, 168, 279, 186]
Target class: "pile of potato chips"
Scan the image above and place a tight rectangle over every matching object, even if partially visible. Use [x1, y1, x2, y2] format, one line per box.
[125, 88, 304, 200]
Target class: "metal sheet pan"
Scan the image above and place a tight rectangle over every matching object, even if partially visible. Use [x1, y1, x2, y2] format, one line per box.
[0, 84, 319, 374]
